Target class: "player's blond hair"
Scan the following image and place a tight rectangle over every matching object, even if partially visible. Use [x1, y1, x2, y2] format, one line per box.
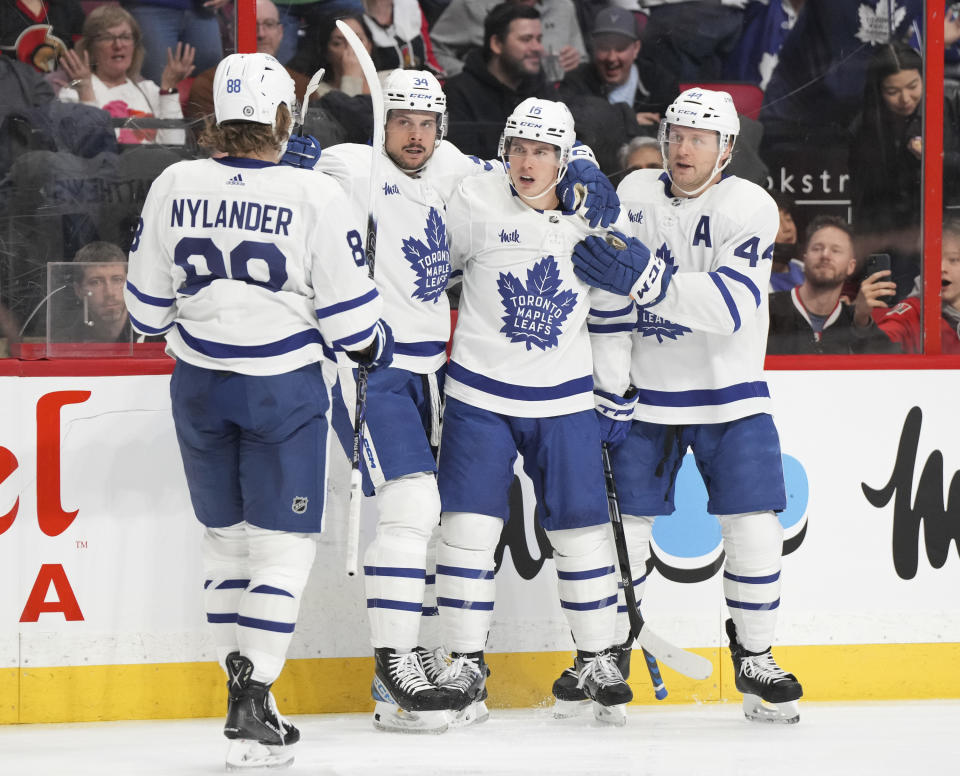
[198, 104, 293, 157]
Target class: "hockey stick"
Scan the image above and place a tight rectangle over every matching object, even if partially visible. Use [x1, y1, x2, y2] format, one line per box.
[298, 68, 325, 132]
[601, 442, 667, 699]
[602, 443, 714, 683]
[338, 19, 385, 577]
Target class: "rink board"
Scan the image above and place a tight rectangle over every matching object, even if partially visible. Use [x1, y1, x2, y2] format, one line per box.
[0, 370, 958, 723]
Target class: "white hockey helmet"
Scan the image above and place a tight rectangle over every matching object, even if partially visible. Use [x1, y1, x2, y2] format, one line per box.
[213, 53, 298, 132]
[658, 87, 739, 195]
[382, 69, 447, 146]
[498, 98, 576, 181]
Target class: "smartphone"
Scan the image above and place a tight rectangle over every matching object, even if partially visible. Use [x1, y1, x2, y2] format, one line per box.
[864, 253, 895, 300]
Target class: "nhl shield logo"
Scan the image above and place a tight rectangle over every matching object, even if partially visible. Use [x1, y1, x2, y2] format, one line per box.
[291, 497, 309, 514]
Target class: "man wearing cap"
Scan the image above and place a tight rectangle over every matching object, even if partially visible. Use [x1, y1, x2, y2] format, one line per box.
[559, 6, 677, 132]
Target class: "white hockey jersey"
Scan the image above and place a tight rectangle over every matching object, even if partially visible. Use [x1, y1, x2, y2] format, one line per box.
[589, 170, 778, 424]
[315, 140, 492, 373]
[445, 171, 624, 418]
[124, 156, 382, 376]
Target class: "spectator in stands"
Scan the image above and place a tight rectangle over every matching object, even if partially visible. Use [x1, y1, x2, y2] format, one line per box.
[559, 5, 676, 132]
[769, 192, 804, 293]
[0, 0, 84, 74]
[429, 0, 584, 79]
[362, 0, 443, 73]
[619, 135, 662, 171]
[875, 217, 960, 354]
[850, 41, 960, 302]
[273, 0, 364, 66]
[53, 241, 133, 343]
[767, 215, 900, 354]
[188, 0, 311, 124]
[58, 5, 193, 146]
[122, 0, 224, 85]
[291, 12, 376, 94]
[637, 0, 747, 85]
[443, 2, 553, 159]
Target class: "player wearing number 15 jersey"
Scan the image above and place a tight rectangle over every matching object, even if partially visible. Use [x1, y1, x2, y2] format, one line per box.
[124, 53, 392, 770]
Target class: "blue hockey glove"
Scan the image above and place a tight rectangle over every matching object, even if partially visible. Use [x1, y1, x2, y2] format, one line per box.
[280, 134, 322, 169]
[573, 232, 651, 296]
[349, 319, 394, 372]
[594, 389, 637, 447]
[557, 158, 621, 228]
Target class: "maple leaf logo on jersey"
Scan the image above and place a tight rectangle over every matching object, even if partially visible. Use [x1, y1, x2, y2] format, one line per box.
[636, 309, 691, 343]
[497, 255, 577, 351]
[401, 206, 450, 303]
[855, 1, 906, 45]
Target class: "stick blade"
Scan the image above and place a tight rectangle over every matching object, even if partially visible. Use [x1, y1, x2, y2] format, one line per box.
[637, 626, 714, 680]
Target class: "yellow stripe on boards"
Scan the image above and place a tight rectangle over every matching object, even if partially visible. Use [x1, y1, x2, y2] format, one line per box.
[4, 643, 960, 724]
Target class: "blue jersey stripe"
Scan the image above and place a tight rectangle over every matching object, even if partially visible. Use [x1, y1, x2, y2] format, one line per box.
[448, 362, 593, 401]
[363, 566, 426, 579]
[560, 595, 618, 611]
[334, 321, 376, 349]
[366, 598, 424, 612]
[588, 322, 636, 334]
[177, 323, 323, 359]
[126, 280, 175, 307]
[725, 597, 780, 611]
[395, 341, 447, 357]
[557, 565, 615, 581]
[436, 564, 494, 580]
[723, 570, 781, 585]
[316, 288, 379, 319]
[128, 313, 171, 336]
[237, 615, 296, 633]
[589, 303, 635, 318]
[437, 597, 495, 611]
[716, 266, 761, 307]
[250, 584, 294, 597]
[709, 272, 741, 332]
[636, 381, 769, 408]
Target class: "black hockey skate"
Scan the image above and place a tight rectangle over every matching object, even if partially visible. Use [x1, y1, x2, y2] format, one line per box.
[436, 650, 489, 727]
[553, 645, 631, 717]
[726, 618, 803, 724]
[573, 649, 633, 726]
[223, 652, 299, 771]
[416, 645, 451, 685]
[371, 648, 457, 734]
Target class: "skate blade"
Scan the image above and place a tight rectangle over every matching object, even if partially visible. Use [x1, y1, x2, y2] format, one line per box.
[592, 702, 628, 727]
[742, 694, 800, 724]
[552, 698, 590, 719]
[372, 701, 451, 734]
[225, 739, 294, 771]
[449, 699, 489, 728]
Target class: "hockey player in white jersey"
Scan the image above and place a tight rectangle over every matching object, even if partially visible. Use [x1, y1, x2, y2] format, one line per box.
[433, 98, 633, 727]
[568, 88, 804, 723]
[123, 53, 393, 769]
[280, 70, 624, 733]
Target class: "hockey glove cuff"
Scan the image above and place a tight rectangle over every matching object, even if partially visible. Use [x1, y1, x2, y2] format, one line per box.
[629, 250, 677, 309]
[594, 389, 638, 447]
[558, 158, 620, 228]
[572, 232, 651, 297]
[348, 319, 394, 371]
[280, 134, 322, 169]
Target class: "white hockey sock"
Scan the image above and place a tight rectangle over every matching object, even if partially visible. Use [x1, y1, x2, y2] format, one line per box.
[238, 527, 316, 684]
[364, 473, 440, 650]
[418, 525, 441, 649]
[718, 511, 783, 653]
[615, 515, 654, 644]
[437, 512, 501, 654]
[549, 524, 619, 653]
[202, 525, 249, 671]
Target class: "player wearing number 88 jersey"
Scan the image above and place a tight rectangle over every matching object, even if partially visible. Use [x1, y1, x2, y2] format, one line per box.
[124, 53, 390, 770]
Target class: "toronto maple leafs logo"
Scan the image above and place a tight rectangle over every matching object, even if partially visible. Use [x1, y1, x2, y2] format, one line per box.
[855, 1, 907, 45]
[637, 309, 691, 343]
[497, 255, 577, 350]
[402, 206, 450, 303]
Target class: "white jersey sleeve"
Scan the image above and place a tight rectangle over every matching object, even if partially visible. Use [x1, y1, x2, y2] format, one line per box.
[613, 170, 778, 423]
[443, 172, 600, 418]
[124, 157, 381, 376]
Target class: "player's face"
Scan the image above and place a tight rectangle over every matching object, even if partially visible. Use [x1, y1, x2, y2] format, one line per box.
[91, 23, 136, 82]
[942, 231, 960, 308]
[505, 137, 560, 202]
[592, 34, 640, 86]
[625, 144, 662, 171]
[881, 68, 923, 118]
[664, 125, 727, 195]
[777, 207, 797, 244]
[802, 226, 856, 290]
[494, 19, 543, 79]
[326, 16, 372, 70]
[76, 263, 128, 324]
[256, 1, 283, 57]
[385, 110, 438, 171]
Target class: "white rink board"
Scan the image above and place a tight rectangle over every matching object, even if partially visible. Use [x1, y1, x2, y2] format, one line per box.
[0, 370, 958, 670]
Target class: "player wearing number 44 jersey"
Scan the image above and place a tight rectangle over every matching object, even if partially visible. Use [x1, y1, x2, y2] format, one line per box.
[124, 53, 393, 770]
[572, 88, 804, 724]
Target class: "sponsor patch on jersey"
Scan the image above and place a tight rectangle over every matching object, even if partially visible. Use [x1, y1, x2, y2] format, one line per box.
[382, 182, 400, 196]
[401, 206, 450, 303]
[226, 173, 244, 186]
[628, 209, 643, 223]
[499, 228, 521, 243]
[497, 255, 576, 350]
[291, 496, 308, 514]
